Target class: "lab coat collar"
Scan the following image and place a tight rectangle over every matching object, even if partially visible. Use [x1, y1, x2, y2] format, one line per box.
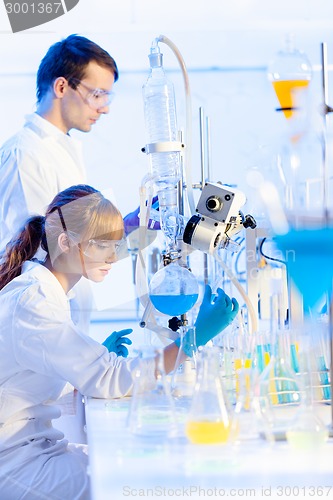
[24, 113, 68, 140]
[22, 260, 76, 300]
[24, 113, 84, 168]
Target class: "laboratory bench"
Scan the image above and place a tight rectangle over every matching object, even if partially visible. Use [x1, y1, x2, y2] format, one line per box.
[84, 397, 333, 500]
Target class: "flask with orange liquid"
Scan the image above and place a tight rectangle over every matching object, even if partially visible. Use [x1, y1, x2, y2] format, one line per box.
[185, 345, 231, 444]
[268, 34, 312, 121]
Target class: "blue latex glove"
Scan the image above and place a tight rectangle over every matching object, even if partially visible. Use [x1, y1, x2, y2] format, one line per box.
[123, 196, 161, 236]
[175, 285, 239, 356]
[195, 285, 239, 346]
[102, 329, 133, 357]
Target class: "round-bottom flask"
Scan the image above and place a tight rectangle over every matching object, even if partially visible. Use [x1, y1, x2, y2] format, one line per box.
[149, 261, 199, 316]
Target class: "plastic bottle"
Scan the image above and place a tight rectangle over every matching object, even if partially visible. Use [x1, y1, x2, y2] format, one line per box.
[142, 43, 181, 190]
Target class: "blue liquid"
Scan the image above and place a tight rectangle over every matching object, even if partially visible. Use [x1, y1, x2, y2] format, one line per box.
[150, 294, 199, 316]
[275, 227, 333, 310]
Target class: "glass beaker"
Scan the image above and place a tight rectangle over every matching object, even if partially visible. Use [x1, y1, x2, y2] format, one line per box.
[127, 345, 177, 438]
[149, 261, 199, 316]
[185, 346, 231, 444]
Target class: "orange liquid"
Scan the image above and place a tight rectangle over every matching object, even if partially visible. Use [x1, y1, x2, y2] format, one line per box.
[272, 79, 309, 119]
[185, 420, 230, 444]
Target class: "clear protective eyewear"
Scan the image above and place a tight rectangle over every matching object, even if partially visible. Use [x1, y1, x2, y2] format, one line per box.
[69, 78, 115, 110]
[52, 207, 127, 263]
[80, 238, 128, 262]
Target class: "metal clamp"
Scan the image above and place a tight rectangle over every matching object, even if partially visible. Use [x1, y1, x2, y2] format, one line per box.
[141, 141, 185, 154]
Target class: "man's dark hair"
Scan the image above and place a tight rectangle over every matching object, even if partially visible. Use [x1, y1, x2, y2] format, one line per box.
[36, 34, 119, 103]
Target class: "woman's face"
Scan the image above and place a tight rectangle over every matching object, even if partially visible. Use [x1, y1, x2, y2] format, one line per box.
[78, 239, 122, 282]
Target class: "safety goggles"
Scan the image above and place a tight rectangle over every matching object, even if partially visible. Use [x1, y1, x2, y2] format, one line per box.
[54, 207, 126, 262]
[80, 238, 127, 261]
[69, 78, 115, 110]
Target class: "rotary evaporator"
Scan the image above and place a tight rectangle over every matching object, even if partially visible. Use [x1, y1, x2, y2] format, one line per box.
[128, 35, 333, 447]
[135, 35, 257, 342]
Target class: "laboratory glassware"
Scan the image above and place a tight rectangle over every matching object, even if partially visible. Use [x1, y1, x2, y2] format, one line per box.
[142, 42, 181, 191]
[127, 345, 177, 438]
[268, 37, 316, 217]
[286, 328, 328, 450]
[268, 35, 312, 121]
[286, 375, 328, 450]
[230, 367, 267, 444]
[275, 227, 333, 313]
[185, 345, 231, 444]
[257, 331, 301, 441]
[149, 260, 199, 316]
[171, 325, 197, 402]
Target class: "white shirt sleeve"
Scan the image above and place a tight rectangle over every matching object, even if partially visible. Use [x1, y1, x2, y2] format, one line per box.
[12, 283, 141, 399]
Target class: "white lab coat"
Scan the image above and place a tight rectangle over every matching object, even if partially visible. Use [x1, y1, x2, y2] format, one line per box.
[0, 113, 86, 251]
[0, 112, 93, 347]
[0, 260, 143, 498]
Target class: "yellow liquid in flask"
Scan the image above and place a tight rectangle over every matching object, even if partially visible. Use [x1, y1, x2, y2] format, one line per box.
[186, 420, 230, 444]
[272, 79, 309, 119]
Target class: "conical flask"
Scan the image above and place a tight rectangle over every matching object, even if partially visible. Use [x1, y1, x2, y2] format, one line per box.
[286, 329, 329, 450]
[127, 345, 177, 438]
[286, 396, 328, 450]
[185, 346, 231, 444]
[171, 325, 197, 402]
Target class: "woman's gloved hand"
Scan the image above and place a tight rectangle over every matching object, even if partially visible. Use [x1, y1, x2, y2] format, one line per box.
[195, 285, 239, 346]
[175, 285, 239, 356]
[102, 329, 133, 357]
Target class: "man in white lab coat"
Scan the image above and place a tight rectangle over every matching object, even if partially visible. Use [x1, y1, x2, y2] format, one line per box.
[0, 34, 119, 252]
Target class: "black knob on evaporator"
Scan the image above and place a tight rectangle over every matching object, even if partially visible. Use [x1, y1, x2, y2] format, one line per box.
[168, 317, 182, 332]
[243, 214, 257, 229]
[183, 215, 201, 245]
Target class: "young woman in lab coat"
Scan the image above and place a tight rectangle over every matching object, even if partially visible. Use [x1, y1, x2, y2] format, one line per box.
[0, 184, 239, 499]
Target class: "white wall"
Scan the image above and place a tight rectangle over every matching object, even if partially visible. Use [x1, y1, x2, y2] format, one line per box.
[1, 1, 333, 211]
[1, 1, 333, 318]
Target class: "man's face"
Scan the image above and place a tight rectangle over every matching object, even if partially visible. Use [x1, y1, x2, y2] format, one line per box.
[62, 61, 115, 133]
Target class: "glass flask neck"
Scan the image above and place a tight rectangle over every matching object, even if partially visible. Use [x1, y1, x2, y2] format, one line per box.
[198, 346, 220, 374]
[186, 346, 231, 444]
